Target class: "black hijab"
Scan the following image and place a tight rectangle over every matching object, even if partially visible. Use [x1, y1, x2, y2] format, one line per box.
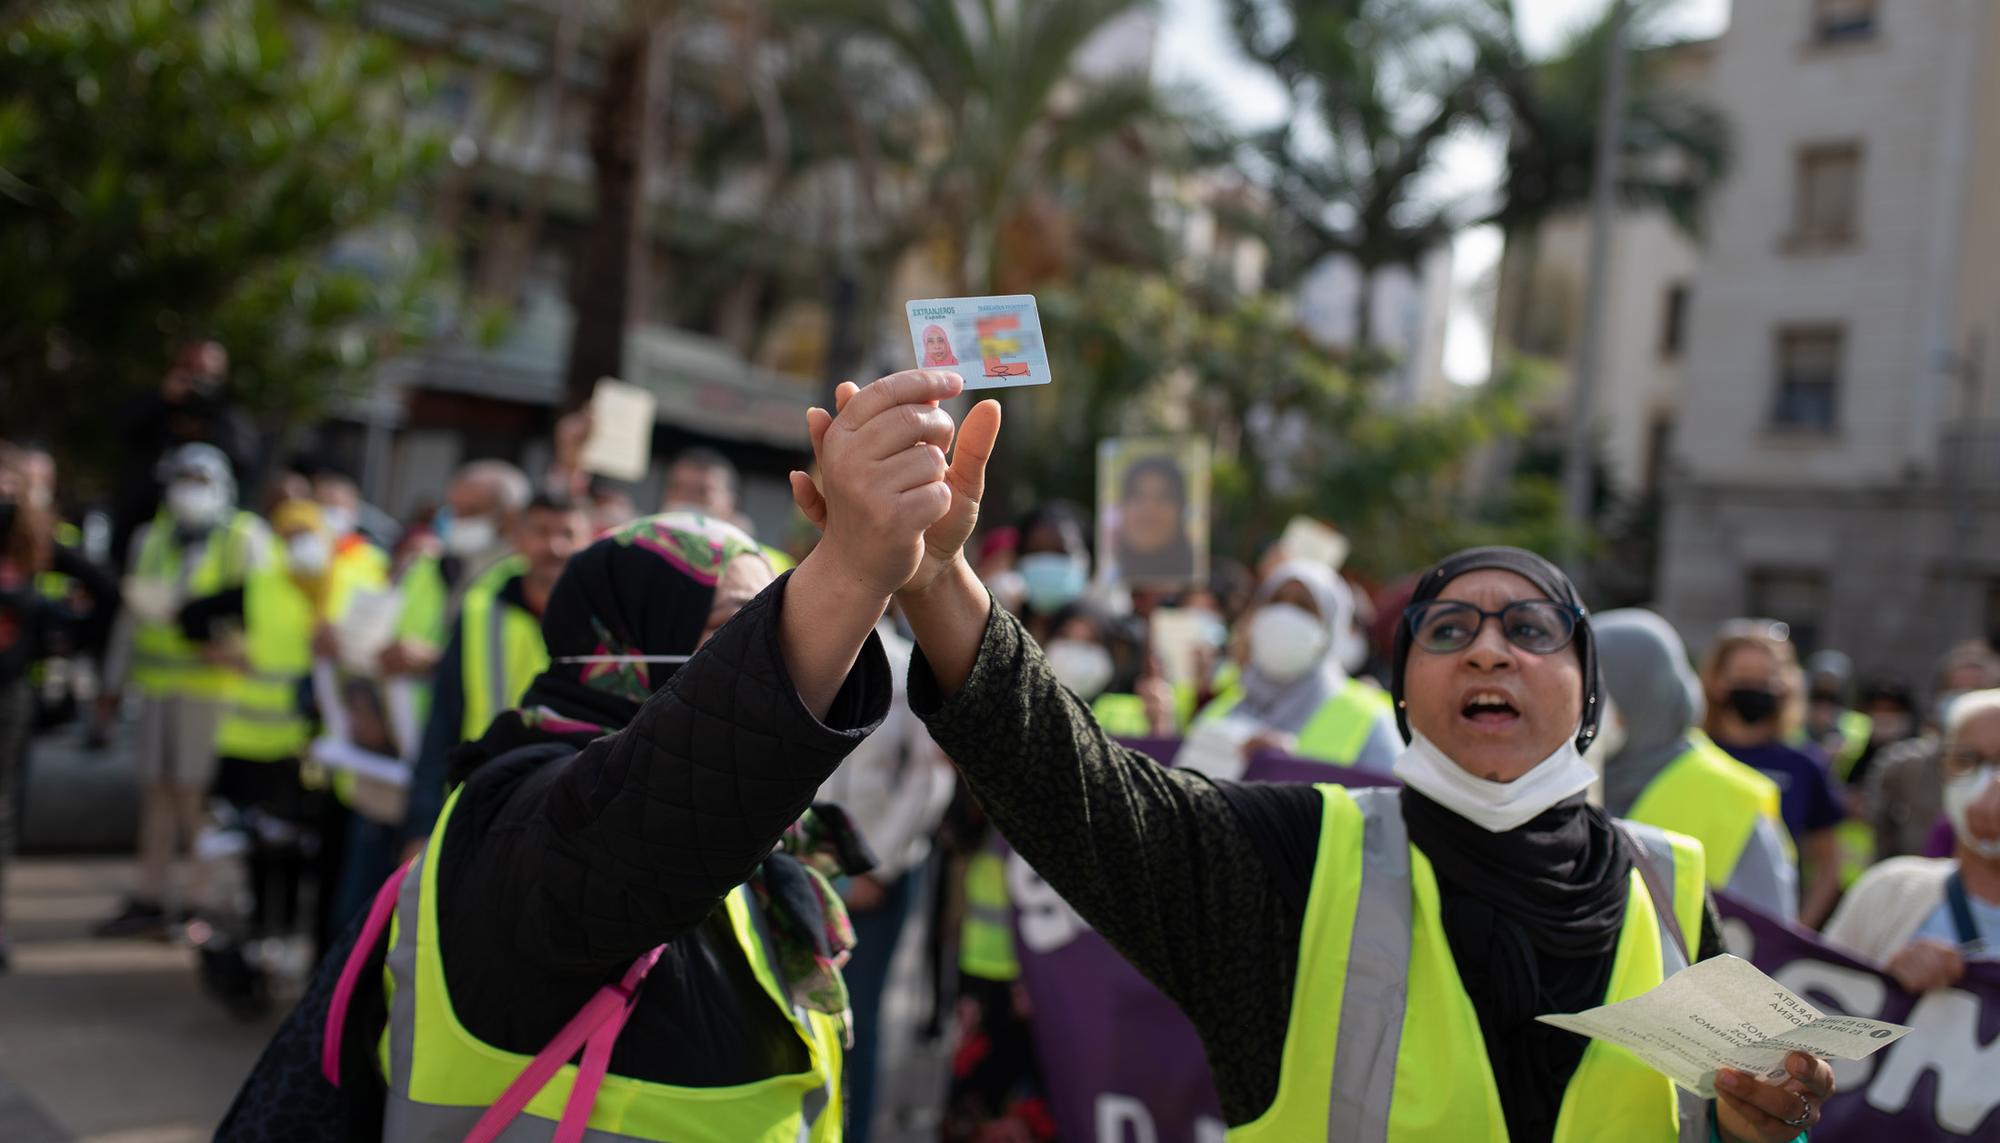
[1388, 546, 1631, 1143]
[448, 512, 764, 785]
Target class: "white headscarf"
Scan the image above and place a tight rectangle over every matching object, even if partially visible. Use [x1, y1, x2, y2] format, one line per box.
[1236, 560, 1354, 734]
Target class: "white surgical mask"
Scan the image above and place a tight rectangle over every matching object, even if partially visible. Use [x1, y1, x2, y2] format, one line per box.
[166, 481, 227, 527]
[1248, 604, 1329, 683]
[1017, 552, 1087, 614]
[320, 505, 357, 539]
[286, 532, 331, 576]
[443, 513, 498, 556]
[1943, 764, 2000, 859]
[1392, 729, 1599, 833]
[1045, 639, 1115, 700]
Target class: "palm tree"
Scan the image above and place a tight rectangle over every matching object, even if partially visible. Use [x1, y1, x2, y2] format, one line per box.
[1228, 0, 1478, 352]
[784, 0, 1179, 296]
[1466, 0, 1731, 358]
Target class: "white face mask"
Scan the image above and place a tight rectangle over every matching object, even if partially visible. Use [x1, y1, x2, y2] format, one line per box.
[1045, 639, 1115, 700]
[1392, 729, 1600, 833]
[1249, 603, 1329, 683]
[320, 505, 357, 539]
[286, 532, 332, 576]
[166, 481, 227, 527]
[1943, 764, 2000, 859]
[443, 513, 499, 556]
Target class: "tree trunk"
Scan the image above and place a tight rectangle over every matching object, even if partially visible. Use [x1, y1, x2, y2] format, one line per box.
[1352, 261, 1376, 353]
[562, 28, 653, 414]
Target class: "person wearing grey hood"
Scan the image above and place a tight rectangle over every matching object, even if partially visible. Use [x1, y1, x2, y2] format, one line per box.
[1596, 609, 1799, 922]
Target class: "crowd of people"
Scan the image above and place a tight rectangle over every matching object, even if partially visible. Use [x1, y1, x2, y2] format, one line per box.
[0, 356, 1995, 1140]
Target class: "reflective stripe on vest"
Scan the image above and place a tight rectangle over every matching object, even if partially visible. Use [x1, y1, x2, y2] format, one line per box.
[1627, 735, 1789, 886]
[215, 568, 315, 761]
[1195, 679, 1385, 765]
[458, 562, 547, 743]
[379, 790, 843, 1142]
[958, 846, 1020, 982]
[1228, 785, 1709, 1143]
[130, 512, 261, 698]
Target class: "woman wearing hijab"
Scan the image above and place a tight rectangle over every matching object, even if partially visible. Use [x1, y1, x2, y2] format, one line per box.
[792, 378, 1836, 1142]
[921, 324, 959, 367]
[1595, 609, 1798, 923]
[221, 369, 973, 1141]
[1181, 560, 1399, 777]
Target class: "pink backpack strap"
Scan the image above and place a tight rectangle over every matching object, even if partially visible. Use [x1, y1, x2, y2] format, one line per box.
[322, 859, 415, 1087]
[465, 944, 668, 1143]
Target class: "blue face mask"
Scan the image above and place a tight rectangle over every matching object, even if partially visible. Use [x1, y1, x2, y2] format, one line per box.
[1018, 552, 1087, 613]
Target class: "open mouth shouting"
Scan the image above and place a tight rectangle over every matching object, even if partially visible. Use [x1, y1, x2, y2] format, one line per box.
[1459, 688, 1522, 732]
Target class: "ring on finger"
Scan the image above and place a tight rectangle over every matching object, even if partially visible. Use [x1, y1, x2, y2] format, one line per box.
[1780, 1091, 1811, 1128]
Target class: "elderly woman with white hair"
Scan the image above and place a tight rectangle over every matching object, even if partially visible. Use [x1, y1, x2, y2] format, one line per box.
[1180, 560, 1400, 777]
[1825, 688, 2000, 991]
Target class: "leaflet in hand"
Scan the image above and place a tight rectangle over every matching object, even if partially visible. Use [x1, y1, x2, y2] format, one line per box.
[905, 295, 1053, 390]
[1536, 954, 1912, 1098]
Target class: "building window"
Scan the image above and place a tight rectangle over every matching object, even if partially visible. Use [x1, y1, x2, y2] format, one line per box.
[1812, 0, 1878, 43]
[1747, 569, 1829, 655]
[1660, 282, 1690, 359]
[1790, 144, 1861, 248]
[1773, 326, 1843, 431]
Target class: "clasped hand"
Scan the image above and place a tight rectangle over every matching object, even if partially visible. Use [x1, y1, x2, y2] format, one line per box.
[789, 370, 1002, 600]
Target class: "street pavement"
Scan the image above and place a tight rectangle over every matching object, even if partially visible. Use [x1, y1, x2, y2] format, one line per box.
[2, 722, 953, 1141]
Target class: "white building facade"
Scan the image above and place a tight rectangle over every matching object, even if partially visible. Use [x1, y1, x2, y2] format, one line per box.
[1658, 0, 2000, 681]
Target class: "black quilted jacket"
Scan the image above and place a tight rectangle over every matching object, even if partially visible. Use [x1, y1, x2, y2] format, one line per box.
[216, 573, 890, 1141]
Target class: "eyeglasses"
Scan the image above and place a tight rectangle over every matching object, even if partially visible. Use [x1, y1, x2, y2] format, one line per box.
[1718, 617, 1791, 643]
[1404, 600, 1584, 656]
[1943, 749, 2000, 778]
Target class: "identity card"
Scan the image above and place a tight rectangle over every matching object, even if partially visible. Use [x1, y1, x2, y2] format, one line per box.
[905, 295, 1053, 390]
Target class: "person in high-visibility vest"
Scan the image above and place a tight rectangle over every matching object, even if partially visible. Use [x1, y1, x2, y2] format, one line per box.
[221, 501, 925, 1141]
[97, 443, 270, 938]
[1182, 560, 1399, 778]
[1596, 609, 1799, 923]
[777, 375, 1837, 1143]
[397, 492, 593, 849]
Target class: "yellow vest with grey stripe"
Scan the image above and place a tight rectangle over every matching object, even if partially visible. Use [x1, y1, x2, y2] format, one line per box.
[457, 557, 547, 743]
[379, 790, 844, 1141]
[1230, 785, 1711, 1143]
[214, 566, 315, 761]
[129, 511, 266, 699]
[1195, 679, 1393, 765]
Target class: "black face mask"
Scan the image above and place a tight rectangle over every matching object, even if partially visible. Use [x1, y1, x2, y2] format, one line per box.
[1726, 687, 1781, 725]
[0, 499, 16, 542]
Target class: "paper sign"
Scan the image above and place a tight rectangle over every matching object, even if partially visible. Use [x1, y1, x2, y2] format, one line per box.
[1537, 954, 1913, 1098]
[1277, 517, 1350, 571]
[1098, 436, 1211, 590]
[579, 377, 657, 481]
[335, 587, 402, 675]
[905, 295, 1053, 390]
[1174, 712, 1262, 782]
[1149, 608, 1207, 686]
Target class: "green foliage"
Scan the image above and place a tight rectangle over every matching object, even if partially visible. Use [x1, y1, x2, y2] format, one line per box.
[0, 0, 444, 478]
[1033, 267, 1576, 579]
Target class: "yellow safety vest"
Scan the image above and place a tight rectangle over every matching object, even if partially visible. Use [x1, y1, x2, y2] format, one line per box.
[1090, 692, 1153, 739]
[457, 558, 546, 743]
[1195, 679, 1392, 766]
[326, 537, 391, 623]
[1628, 733, 1792, 884]
[1230, 785, 1710, 1143]
[379, 790, 844, 1142]
[958, 846, 1020, 983]
[214, 566, 315, 762]
[393, 551, 450, 652]
[129, 511, 265, 699]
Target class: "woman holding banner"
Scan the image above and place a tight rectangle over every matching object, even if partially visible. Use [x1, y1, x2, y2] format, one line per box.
[791, 371, 1837, 1143]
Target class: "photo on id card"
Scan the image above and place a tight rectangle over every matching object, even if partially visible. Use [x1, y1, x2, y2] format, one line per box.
[905, 295, 1053, 389]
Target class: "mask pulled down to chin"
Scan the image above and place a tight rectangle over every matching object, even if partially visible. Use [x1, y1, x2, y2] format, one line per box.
[1392, 730, 1599, 833]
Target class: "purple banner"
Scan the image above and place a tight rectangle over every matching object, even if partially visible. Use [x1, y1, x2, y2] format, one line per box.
[1000, 742, 2000, 1141]
[999, 748, 1384, 1142]
[1716, 894, 2000, 1141]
